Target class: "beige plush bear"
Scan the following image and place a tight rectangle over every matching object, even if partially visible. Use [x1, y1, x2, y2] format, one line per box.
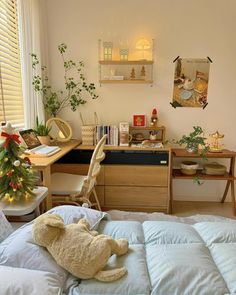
[32, 214, 129, 282]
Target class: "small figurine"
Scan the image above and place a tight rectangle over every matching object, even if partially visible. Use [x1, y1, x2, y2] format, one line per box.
[209, 131, 224, 152]
[130, 68, 135, 79]
[150, 108, 158, 126]
[140, 66, 146, 80]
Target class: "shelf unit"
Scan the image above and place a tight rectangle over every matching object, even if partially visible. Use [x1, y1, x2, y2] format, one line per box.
[170, 148, 236, 215]
[129, 126, 165, 144]
[98, 39, 154, 85]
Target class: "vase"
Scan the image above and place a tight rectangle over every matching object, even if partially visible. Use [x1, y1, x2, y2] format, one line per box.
[37, 135, 51, 146]
[186, 144, 198, 153]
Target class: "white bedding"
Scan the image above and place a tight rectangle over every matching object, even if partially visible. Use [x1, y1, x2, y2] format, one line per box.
[1, 206, 236, 295]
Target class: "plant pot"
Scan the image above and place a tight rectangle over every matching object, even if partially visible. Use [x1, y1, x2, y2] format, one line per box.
[186, 144, 198, 153]
[37, 135, 51, 146]
[181, 161, 198, 175]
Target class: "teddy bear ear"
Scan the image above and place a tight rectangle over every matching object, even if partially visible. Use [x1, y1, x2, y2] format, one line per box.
[44, 214, 65, 229]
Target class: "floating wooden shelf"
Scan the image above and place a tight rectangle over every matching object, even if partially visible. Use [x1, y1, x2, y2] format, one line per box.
[99, 79, 153, 84]
[99, 60, 154, 65]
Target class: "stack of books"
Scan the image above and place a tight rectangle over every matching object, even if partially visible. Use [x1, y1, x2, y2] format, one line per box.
[95, 125, 119, 146]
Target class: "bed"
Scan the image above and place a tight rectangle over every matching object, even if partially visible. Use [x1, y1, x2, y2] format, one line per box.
[0, 206, 236, 295]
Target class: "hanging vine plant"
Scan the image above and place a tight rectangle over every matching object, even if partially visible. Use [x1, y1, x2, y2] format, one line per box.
[31, 43, 98, 117]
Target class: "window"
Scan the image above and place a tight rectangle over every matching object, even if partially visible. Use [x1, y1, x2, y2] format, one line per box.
[0, 0, 24, 127]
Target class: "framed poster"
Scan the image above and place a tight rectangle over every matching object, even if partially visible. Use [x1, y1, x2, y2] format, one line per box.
[172, 58, 210, 108]
[133, 115, 146, 127]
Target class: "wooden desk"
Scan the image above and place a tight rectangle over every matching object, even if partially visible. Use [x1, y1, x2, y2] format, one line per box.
[29, 140, 80, 210]
[170, 148, 236, 215]
[53, 144, 171, 213]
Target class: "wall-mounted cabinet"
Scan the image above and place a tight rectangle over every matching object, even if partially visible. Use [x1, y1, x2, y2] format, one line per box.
[98, 39, 154, 85]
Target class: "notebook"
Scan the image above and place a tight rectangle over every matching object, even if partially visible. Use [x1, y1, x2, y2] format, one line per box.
[19, 129, 61, 156]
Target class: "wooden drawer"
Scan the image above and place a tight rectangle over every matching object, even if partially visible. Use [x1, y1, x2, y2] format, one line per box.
[104, 165, 168, 186]
[104, 186, 168, 207]
[51, 164, 104, 185]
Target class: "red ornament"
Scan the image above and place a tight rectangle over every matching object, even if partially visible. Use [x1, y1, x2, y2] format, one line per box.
[9, 182, 18, 189]
[6, 171, 13, 177]
[24, 157, 31, 165]
[152, 108, 157, 115]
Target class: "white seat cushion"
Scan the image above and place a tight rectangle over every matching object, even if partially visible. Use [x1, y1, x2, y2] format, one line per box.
[51, 173, 86, 195]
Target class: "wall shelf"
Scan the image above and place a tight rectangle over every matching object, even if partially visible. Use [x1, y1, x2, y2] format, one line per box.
[99, 79, 153, 84]
[98, 39, 154, 86]
[99, 60, 154, 65]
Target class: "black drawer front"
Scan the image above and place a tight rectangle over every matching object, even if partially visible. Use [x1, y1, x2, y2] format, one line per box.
[56, 150, 169, 166]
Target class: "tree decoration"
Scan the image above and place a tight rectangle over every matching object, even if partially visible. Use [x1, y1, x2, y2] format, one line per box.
[0, 123, 38, 201]
[31, 43, 98, 117]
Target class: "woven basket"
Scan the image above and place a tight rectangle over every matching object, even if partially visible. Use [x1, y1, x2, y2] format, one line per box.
[204, 162, 226, 175]
[80, 112, 98, 146]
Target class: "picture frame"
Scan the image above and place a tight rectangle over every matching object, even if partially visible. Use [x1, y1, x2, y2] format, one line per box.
[133, 115, 146, 127]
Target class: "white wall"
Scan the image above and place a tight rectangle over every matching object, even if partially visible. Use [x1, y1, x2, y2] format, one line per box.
[43, 0, 236, 201]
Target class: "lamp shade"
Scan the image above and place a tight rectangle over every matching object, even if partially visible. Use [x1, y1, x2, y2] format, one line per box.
[136, 38, 150, 50]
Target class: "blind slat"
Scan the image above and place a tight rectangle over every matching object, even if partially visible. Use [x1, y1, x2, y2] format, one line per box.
[0, 0, 24, 126]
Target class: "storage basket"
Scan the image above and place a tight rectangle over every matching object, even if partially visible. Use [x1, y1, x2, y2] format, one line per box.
[80, 112, 98, 146]
[203, 162, 227, 175]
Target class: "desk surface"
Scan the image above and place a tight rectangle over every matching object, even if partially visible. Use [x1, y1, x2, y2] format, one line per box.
[29, 140, 80, 168]
[76, 144, 170, 152]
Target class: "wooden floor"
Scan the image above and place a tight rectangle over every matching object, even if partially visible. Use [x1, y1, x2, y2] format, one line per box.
[173, 201, 236, 219]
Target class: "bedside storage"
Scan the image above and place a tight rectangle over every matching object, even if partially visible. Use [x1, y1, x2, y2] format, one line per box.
[53, 146, 171, 213]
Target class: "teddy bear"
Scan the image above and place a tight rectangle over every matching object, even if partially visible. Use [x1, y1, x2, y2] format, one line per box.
[32, 213, 129, 282]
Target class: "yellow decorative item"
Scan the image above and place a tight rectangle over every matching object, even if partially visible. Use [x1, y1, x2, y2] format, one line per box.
[136, 38, 150, 60]
[33, 214, 129, 282]
[209, 131, 224, 152]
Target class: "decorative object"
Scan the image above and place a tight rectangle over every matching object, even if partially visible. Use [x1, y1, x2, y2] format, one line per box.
[140, 66, 146, 80]
[209, 131, 224, 152]
[119, 49, 129, 61]
[172, 58, 210, 108]
[136, 38, 151, 60]
[133, 115, 146, 127]
[130, 68, 136, 79]
[33, 214, 128, 282]
[103, 41, 113, 60]
[203, 162, 227, 175]
[119, 122, 129, 146]
[149, 131, 157, 141]
[181, 161, 199, 175]
[80, 112, 98, 146]
[34, 117, 51, 145]
[0, 122, 38, 201]
[46, 117, 72, 142]
[150, 108, 158, 126]
[133, 133, 145, 142]
[31, 43, 98, 117]
[175, 126, 209, 155]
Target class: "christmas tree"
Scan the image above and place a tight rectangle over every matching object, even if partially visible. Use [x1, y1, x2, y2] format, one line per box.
[0, 123, 38, 201]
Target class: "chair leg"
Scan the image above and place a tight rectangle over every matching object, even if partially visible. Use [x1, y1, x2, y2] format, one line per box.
[92, 188, 101, 211]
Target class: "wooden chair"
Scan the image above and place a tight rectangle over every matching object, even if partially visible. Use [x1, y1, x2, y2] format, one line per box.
[51, 135, 107, 211]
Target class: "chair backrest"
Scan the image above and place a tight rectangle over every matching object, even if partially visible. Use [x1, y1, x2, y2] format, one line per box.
[82, 135, 107, 196]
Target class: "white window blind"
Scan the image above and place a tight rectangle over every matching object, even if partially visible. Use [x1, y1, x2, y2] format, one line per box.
[0, 0, 24, 127]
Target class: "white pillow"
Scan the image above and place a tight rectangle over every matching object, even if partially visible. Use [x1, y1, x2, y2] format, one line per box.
[47, 205, 110, 229]
[0, 210, 13, 242]
[0, 265, 64, 295]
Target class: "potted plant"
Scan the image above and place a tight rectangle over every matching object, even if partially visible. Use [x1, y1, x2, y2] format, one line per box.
[176, 126, 209, 155]
[34, 117, 51, 145]
[31, 43, 98, 117]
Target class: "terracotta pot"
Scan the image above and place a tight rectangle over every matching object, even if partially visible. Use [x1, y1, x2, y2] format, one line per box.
[37, 135, 51, 146]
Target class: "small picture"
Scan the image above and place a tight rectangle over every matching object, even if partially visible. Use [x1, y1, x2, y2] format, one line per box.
[133, 115, 146, 127]
[172, 58, 210, 108]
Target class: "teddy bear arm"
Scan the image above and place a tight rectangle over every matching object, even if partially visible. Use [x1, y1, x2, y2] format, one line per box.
[107, 238, 129, 256]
